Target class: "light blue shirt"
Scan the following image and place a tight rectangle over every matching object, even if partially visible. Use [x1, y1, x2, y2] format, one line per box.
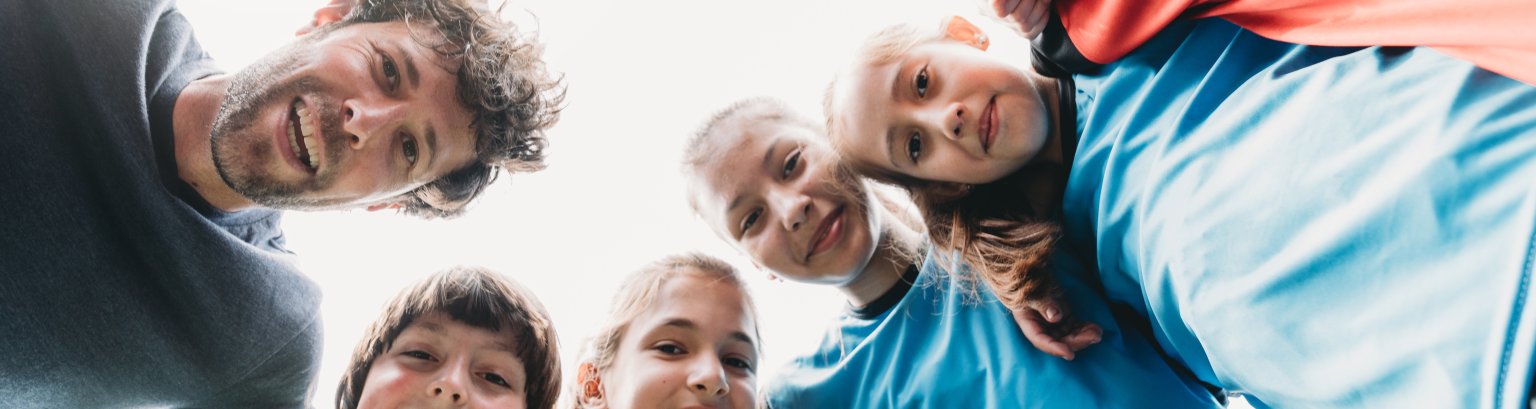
[764, 249, 1220, 408]
[1062, 19, 1536, 408]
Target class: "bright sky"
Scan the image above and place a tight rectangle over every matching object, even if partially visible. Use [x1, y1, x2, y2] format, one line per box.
[176, 1, 1252, 408]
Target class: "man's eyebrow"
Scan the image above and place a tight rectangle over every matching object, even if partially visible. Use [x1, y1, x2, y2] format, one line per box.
[422, 124, 438, 170]
[400, 45, 421, 90]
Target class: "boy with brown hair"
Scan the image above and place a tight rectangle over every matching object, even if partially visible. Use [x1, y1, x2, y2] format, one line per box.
[336, 266, 561, 409]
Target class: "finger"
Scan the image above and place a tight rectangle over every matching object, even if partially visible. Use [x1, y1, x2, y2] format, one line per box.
[1029, 299, 1064, 323]
[1062, 323, 1104, 352]
[1015, 309, 1076, 360]
[1025, 0, 1050, 37]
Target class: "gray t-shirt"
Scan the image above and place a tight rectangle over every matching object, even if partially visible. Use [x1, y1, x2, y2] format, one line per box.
[0, 0, 323, 407]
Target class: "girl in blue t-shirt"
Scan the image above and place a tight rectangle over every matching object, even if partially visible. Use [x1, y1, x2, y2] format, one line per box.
[682, 97, 1221, 408]
[824, 13, 1536, 408]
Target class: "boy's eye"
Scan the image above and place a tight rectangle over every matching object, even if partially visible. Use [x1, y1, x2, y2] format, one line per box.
[740, 208, 761, 235]
[782, 149, 801, 179]
[914, 66, 929, 98]
[402, 134, 419, 165]
[906, 131, 923, 163]
[482, 372, 512, 388]
[381, 53, 402, 91]
[403, 350, 433, 361]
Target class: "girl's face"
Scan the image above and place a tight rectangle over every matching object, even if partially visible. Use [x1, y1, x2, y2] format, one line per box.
[830, 18, 1052, 186]
[600, 272, 759, 409]
[691, 118, 881, 285]
[356, 312, 529, 409]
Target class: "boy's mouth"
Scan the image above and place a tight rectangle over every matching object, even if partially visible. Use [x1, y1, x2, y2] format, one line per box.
[979, 96, 997, 154]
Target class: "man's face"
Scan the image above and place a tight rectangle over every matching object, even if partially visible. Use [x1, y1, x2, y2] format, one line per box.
[210, 21, 478, 211]
[832, 38, 1051, 185]
[690, 118, 881, 285]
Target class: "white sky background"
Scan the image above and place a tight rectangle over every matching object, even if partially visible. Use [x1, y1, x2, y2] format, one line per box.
[177, 1, 1252, 408]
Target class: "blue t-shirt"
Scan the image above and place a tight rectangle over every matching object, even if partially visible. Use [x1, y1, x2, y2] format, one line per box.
[1060, 19, 1536, 408]
[764, 249, 1220, 408]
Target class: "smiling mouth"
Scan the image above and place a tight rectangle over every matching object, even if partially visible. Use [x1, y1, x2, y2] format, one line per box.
[288, 99, 320, 173]
[979, 96, 997, 154]
[806, 205, 846, 262]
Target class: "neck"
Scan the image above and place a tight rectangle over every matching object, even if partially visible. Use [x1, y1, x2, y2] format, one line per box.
[1033, 74, 1066, 167]
[173, 74, 256, 212]
[838, 203, 924, 307]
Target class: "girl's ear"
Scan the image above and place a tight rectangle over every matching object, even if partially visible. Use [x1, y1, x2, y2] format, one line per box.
[942, 15, 990, 51]
[576, 362, 608, 409]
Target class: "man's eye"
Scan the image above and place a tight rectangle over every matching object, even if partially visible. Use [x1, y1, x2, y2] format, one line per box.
[915, 66, 929, 98]
[740, 209, 761, 235]
[906, 131, 922, 163]
[482, 372, 511, 388]
[782, 150, 801, 179]
[381, 53, 401, 90]
[403, 350, 433, 360]
[402, 136, 419, 165]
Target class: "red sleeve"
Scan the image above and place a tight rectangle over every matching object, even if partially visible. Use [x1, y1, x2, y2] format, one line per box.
[1053, 0, 1536, 85]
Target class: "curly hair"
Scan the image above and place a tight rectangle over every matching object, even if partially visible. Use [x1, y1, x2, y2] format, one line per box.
[335, 266, 561, 409]
[336, 0, 565, 218]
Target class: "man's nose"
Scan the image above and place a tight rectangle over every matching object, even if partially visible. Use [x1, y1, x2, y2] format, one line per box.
[341, 97, 408, 149]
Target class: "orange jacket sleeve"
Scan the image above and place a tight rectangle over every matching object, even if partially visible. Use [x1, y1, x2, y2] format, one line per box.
[1041, 0, 1536, 84]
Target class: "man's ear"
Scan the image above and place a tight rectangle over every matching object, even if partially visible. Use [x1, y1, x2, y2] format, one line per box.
[365, 203, 402, 212]
[296, 0, 356, 36]
[943, 15, 990, 51]
[576, 362, 608, 409]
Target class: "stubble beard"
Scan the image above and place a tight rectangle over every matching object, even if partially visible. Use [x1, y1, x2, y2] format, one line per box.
[209, 37, 351, 211]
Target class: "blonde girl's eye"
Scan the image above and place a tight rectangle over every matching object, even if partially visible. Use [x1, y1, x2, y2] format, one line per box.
[740, 208, 762, 236]
[782, 149, 801, 179]
[655, 343, 687, 356]
[906, 131, 922, 163]
[723, 356, 754, 372]
[914, 66, 929, 98]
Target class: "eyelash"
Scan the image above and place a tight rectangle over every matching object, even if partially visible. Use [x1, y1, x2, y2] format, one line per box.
[906, 131, 922, 163]
[914, 66, 930, 98]
[380, 52, 401, 91]
[402, 134, 419, 166]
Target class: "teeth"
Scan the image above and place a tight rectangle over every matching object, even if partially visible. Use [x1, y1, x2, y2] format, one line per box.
[304, 137, 319, 169]
[290, 99, 320, 171]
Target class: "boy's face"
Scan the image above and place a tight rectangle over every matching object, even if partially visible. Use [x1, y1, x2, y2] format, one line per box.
[690, 118, 881, 285]
[600, 272, 758, 409]
[211, 21, 479, 211]
[831, 33, 1052, 185]
[356, 312, 528, 409]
